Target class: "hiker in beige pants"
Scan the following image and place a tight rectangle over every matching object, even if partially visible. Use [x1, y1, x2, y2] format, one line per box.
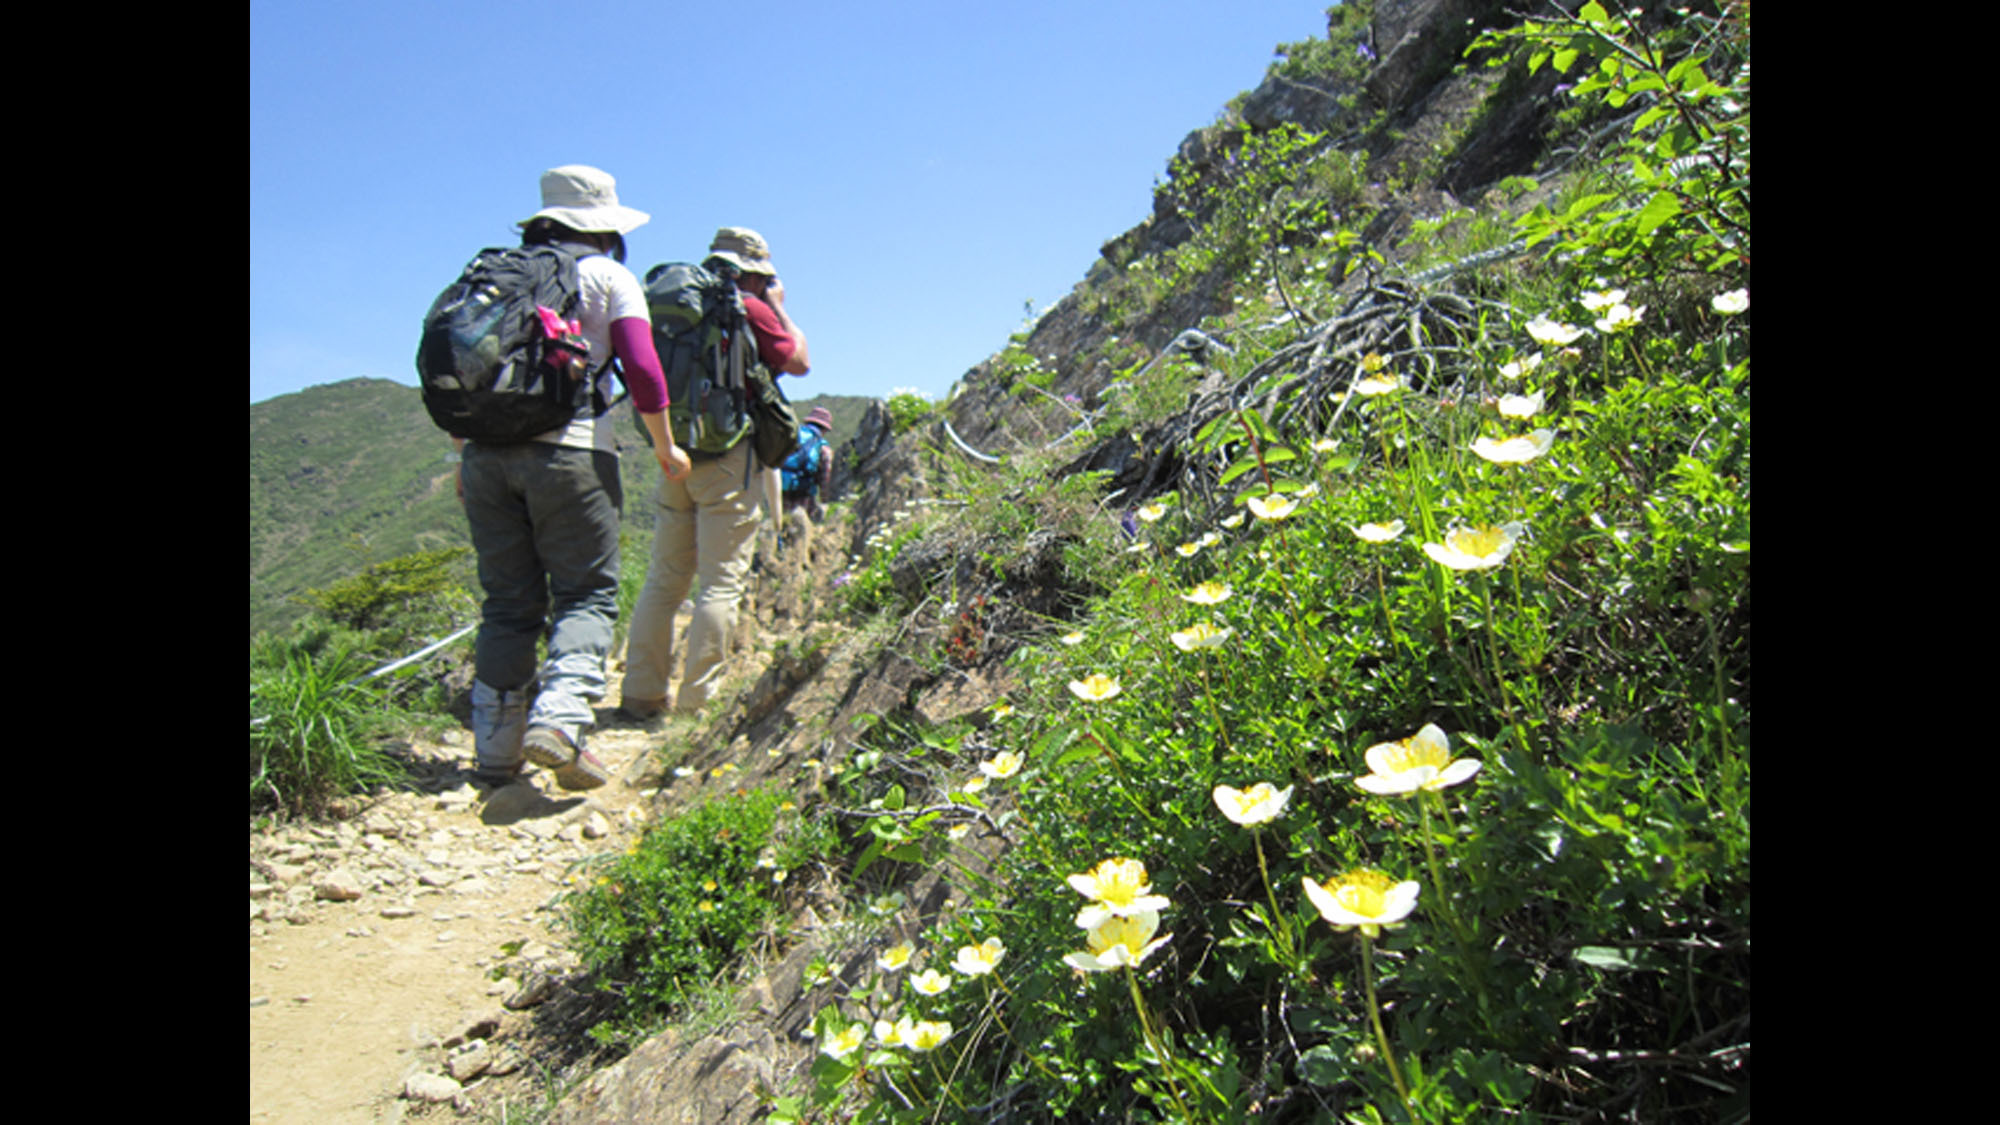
[618, 226, 807, 720]
[620, 441, 763, 716]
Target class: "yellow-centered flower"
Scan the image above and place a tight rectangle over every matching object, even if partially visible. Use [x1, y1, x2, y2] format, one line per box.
[1170, 621, 1233, 652]
[1471, 430, 1555, 464]
[1354, 723, 1482, 795]
[1068, 857, 1171, 929]
[1303, 869, 1420, 938]
[1352, 519, 1405, 543]
[1182, 581, 1232, 605]
[821, 1022, 867, 1060]
[1526, 315, 1585, 346]
[1212, 781, 1294, 826]
[1422, 522, 1525, 571]
[910, 968, 952, 996]
[877, 942, 914, 972]
[1068, 674, 1122, 702]
[979, 751, 1024, 779]
[1712, 288, 1748, 315]
[1246, 492, 1301, 521]
[952, 937, 1006, 976]
[1063, 909, 1172, 972]
[902, 1018, 954, 1052]
[1498, 353, 1543, 380]
[1136, 501, 1169, 523]
[1354, 373, 1404, 396]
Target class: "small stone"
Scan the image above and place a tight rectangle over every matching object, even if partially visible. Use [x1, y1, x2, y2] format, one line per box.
[315, 868, 365, 902]
[445, 1041, 491, 1081]
[379, 906, 416, 919]
[403, 1072, 461, 1103]
[250, 996, 269, 1008]
[437, 930, 457, 943]
[582, 812, 612, 839]
[504, 972, 555, 1010]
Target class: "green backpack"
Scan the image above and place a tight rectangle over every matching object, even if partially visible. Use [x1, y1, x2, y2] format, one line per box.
[641, 262, 797, 468]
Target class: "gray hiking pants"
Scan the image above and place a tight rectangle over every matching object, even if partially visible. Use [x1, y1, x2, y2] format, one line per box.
[461, 441, 622, 772]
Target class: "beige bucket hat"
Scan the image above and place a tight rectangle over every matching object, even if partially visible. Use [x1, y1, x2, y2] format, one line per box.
[517, 165, 650, 234]
[706, 227, 778, 276]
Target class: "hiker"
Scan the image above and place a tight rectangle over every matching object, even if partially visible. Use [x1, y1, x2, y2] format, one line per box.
[454, 165, 692, 791]
[618, 227, 808, 720]
[780, 406, 837, 555]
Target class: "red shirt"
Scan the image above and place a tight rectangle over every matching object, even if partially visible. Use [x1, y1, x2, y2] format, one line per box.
[740, 292, 797, 373]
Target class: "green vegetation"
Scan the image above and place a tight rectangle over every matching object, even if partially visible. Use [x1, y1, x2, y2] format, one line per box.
[249, 621, 408, 818]
[774, 5, 1749, 1122]
[560, 784, 835, 1047]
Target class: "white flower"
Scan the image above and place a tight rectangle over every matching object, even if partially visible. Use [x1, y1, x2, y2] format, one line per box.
[1422, 522, 1526, 571]
[1063, 909, 1172, 972]
[979, 751, 1023, 780]
[1526, 315, 1585, 346]
[1471, 430, 1555, 464]
[1498, 353, 1543, 380]
[1245, 493, 1301, 521]
[821, 1022, 868, 1061]
[1353, 373, 1404, 396]
[952, 937, 1006, 976]
[1712, 289, 1749, 315]
[1593, 303, 1646, 334]
[1303, 871, 1420, 939]
[1354, 724, 1482, 795]
[1495, 390, 1545, 419]
[1352, 520, 1406, 543]
[1212, 782, 1294, 826]
[1579, 288, 1627, 312]
[1169, 622, 1233, 652]
[910, 968, 952, 996]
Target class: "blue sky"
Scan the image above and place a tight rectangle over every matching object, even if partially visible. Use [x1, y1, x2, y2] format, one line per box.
[250, 1, 1339, 406]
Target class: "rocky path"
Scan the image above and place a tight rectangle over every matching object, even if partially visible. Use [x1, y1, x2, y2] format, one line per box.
[250, 650, 689, 1123]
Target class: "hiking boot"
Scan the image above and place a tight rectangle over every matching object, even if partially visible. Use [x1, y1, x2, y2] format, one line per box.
[523, 726, 609, 791]
[470, 762, 525, 790]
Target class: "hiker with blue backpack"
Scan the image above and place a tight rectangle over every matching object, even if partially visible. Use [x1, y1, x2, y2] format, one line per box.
[780, 406, 836, 553]
[418, 164, 691, 793]
[616, 227, 810, 722]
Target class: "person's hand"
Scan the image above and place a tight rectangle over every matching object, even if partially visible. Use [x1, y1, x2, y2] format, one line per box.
[658, 443, 692, 482]
[765, 276, 785, 307]
[455, 464, 464, 503]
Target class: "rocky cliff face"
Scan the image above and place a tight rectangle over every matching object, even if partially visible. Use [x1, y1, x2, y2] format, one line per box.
[543, 3, 1584, 1118]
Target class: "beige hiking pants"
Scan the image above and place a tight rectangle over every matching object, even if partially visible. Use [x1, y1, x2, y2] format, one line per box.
[621, 443, 765, 715]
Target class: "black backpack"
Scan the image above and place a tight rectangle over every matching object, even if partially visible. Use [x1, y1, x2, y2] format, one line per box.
[416, 244, 612, 443]
[641, 262, 798, 469]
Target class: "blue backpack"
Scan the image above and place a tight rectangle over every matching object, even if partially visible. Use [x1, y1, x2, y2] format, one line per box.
[780, 425, 827, 496]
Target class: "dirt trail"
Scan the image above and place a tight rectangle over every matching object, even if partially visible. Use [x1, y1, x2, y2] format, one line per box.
[250, 615, 701, 1124]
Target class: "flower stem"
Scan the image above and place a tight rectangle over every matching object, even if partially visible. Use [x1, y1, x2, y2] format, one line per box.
[1253, 829, 1298, 966]
[1125, 965, 1198, 1122]
[1415, 793, 1499, 1037]
[1359, 934, 1411, 1108]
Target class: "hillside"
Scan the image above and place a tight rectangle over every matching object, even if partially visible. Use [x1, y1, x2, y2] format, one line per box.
[249, 380, 873, 638]
[252, 3, 1749, 1122]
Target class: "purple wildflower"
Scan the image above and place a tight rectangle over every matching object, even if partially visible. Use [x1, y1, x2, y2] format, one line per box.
[1119, 511, 1139, 541]
[1356, 42, 1376, 62]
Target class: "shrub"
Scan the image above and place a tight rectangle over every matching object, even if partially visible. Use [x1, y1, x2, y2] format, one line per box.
[249, 621, 405, 817]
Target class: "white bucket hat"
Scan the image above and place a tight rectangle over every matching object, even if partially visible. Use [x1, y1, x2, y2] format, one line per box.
[517, 165, 650, 235]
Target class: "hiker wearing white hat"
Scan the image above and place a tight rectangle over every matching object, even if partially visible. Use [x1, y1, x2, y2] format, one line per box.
[459, 165, 692, 793]
[616, 226, 811, 722]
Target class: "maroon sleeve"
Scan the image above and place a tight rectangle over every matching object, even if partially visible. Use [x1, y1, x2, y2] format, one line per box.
[610, 317, 669, 413]
[739, 293, 797, 373]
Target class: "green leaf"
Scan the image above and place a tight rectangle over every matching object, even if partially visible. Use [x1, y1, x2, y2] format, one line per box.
[1219, 455, 1265, 488]
[886, 842, 924, 864]
[1579, 1, 1610, 23]
[1575, 945, 1666, 971]
[1634, 191, 1681, 235]
[1298, 1043, 1346, 1086]
[1552, 46, 1580, 73]
[1562, 192, 1616, 221]
[884, 784, 906, 812]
